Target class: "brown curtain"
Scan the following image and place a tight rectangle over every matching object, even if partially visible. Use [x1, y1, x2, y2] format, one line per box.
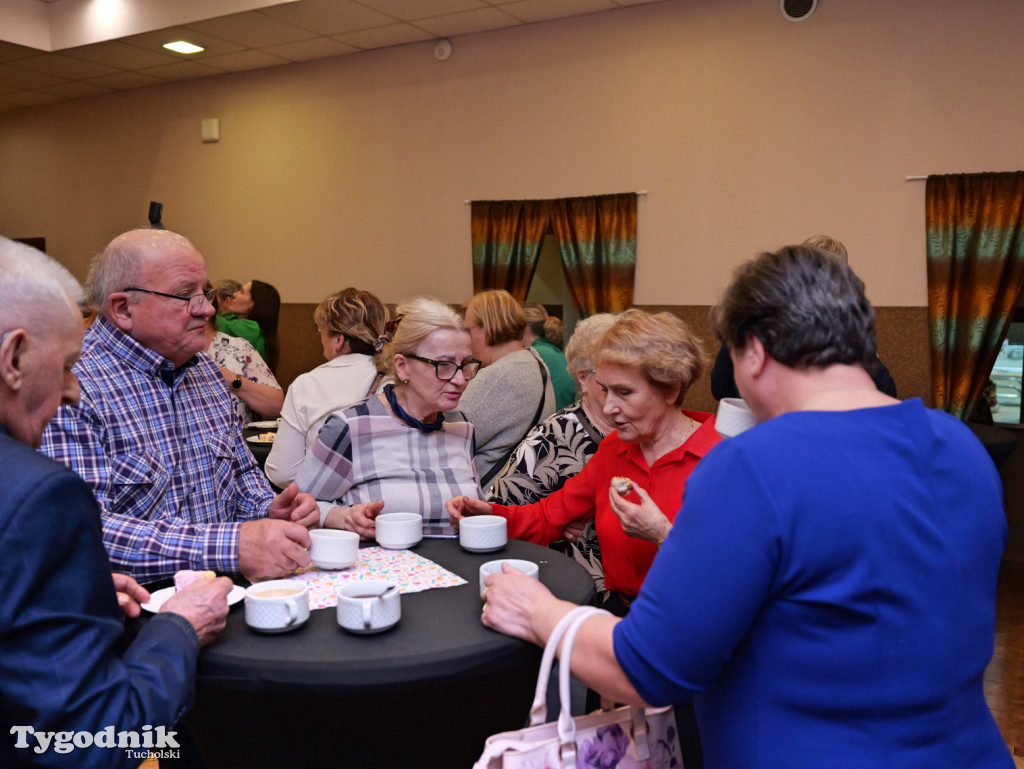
[471, 200, 550, 300]
[926, 172, 1024, 419]
[549, 193, 637, 315]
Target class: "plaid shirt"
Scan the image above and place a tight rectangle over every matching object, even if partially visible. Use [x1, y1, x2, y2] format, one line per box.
[40, 316, 273, 582]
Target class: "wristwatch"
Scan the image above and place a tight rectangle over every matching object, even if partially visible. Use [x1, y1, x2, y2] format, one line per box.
[231, 374, 243, 391]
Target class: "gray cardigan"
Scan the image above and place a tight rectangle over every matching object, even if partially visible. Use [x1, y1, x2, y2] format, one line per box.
[454, 347, 556, 486]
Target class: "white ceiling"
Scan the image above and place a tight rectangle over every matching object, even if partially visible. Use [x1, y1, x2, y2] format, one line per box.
[0, 0, 665, 112]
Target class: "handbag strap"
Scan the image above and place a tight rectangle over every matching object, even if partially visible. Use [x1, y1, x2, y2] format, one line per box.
[556, 607, 612, 744]
[555, 607, 654, 766]
[365, 371, 384, 399]
[479, 349, 550, 490]
[527, 605, 610, 727]
[573, 402, 603, 445]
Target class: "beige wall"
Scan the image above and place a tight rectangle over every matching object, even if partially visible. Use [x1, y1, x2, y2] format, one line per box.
[1, 0, 1023, 308]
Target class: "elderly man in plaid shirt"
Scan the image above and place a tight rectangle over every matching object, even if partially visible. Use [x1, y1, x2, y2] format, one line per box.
[41, 229, 317, 583]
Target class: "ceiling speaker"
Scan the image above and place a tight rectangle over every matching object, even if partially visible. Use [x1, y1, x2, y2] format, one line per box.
[781, 0, 817, 22]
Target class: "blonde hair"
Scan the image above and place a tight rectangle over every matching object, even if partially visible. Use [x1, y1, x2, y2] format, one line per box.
[464, 290, 526, 346]
[596, 309, 706, 406]
[564, 313, 616, 379]
[314, 287, 389, 356]
[544, 316, 566, 348]
[521, 301, 548, 338]
[377, 297, 467, 378]
[802, 235, 848, 265]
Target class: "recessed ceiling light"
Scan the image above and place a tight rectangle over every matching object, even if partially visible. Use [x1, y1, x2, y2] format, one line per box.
[163, 41, 204, 54]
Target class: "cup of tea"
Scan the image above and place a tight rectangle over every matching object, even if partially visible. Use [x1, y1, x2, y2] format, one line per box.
[375, 512, 422, 550]
[459, 515, 507, 553]
[309, 528, 359, 570]
[244, 580, 309, 633]
[336, 580, 401, 634]
[479, 559, 539, 598]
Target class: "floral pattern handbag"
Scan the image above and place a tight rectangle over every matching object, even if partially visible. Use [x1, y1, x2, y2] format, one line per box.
[473, 606, 683, 769]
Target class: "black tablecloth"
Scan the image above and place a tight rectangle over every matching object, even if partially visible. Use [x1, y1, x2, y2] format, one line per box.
[173, 538, 596, 768]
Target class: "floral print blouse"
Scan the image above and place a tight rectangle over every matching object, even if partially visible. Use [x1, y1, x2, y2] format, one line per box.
[487, 399, 609, 602]
[204, 332, 281, 426]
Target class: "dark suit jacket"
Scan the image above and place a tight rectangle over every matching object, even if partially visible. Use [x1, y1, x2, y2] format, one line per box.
[710, 344, 898, 401]
[0, 427, 199, 768]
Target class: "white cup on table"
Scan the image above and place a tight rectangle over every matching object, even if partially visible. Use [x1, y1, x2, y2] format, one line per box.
[479, 559, 539, 599]
[375, 512, 423, 549]
[244, 580, 309, 633]
[336, 580, 401, 634]
[309, 528, 359, 570]
[459, 515, 507, 553]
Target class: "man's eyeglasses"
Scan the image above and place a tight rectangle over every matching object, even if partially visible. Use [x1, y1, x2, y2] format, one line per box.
[404, 354, 482, 381]
[123, 287, 217, 314]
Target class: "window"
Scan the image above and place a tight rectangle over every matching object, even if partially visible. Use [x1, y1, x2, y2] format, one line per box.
[992, 307, 1024, 424]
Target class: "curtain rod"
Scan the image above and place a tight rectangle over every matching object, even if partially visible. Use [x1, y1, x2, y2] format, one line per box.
[464, 191, 648, 204]
[905, 176, 928, 181]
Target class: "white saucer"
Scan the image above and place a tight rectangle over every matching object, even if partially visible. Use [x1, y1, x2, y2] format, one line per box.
[141, 584, 245, 613]
[247, 420, 279, 429]
[246, 435, 275, 444]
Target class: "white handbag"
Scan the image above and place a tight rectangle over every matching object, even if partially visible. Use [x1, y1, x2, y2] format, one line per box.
[473, 605, 683, 769]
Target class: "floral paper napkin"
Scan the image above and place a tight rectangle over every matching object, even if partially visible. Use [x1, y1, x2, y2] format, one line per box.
[279, 546, 467, 610]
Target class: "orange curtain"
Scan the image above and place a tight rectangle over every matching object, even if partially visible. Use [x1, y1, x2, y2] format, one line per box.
[549, 193, 637, 315]
[471, 200, 551, 300]
[927, 172, 1024, 419]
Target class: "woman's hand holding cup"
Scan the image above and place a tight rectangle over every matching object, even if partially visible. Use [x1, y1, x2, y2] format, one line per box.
[480, 563, 556, 646]
[445, 495, 493, 527]
[324, 500, 385, 538]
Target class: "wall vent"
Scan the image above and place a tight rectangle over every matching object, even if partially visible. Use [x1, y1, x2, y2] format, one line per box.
[781, 0, 817, 22]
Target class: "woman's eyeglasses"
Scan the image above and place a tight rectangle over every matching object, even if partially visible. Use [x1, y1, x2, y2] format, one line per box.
[404, 354, 482, 381]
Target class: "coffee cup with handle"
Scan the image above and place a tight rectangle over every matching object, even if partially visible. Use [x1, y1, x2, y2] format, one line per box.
[336, 580, 401, 634]
[244, 580, 310, 633]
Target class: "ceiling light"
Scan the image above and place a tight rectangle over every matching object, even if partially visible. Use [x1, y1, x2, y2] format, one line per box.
[163, 41, 204, 54]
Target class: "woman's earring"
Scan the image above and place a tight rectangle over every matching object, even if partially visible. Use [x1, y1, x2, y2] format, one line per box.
[402, 378, 410, 384]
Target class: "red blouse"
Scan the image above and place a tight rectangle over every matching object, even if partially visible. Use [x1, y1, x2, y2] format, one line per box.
[490, 410, 720, 598]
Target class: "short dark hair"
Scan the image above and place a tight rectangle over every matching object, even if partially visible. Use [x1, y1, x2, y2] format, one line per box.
[712, 245, 877, 371]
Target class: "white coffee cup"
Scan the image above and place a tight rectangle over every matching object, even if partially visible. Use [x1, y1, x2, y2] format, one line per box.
[244, 580, 310, 633]
[479, 559, 539, 598]
[459, 515, 507, 552]
[309, 528, 359, 570]
[716, 397, 758, 438]
[375, 512, 423, 549]
[336, 580, 401, 634]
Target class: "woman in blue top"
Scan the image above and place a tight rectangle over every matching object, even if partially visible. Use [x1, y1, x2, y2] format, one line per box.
[480, 245, 1012, 769]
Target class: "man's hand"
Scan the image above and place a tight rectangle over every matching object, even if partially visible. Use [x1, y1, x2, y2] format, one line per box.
[267, 482, 319, 529]
[112, 573, 150, 618]
[238, 518, 312, 579]
[445, 495, 493, 528]
[160, 576, 233, 647]
[323, 500, 385, 539]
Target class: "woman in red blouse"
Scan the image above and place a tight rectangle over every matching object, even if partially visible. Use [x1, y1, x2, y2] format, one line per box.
[447, 309, 720, 612]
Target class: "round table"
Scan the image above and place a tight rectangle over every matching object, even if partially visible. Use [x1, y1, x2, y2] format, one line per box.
[179, 538, 595, 768]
